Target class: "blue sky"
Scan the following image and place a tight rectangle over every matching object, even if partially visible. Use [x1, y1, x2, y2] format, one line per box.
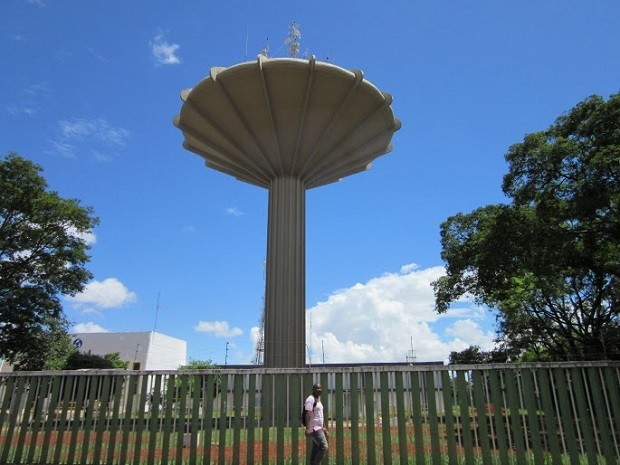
[2, 0, 619, 366]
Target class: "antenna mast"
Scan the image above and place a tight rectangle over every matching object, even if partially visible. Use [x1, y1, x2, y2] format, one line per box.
[152, 292, 161, 333]
[406, 337, 417, 364]
[284, 20, 301, 57]
[253, 261, 267, 365]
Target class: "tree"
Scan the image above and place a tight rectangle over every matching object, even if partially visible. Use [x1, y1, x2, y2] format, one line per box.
[177, 359, 220, 397]
[18, 314, 76, 370]
[63, 351, 129, 370]
[434, 93, 620, 361]
[0, 153, 99, 366]
[449, 346, 510, 365]
[178, 358, 218, 370]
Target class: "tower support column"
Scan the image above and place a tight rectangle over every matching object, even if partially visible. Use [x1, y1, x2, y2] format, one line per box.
[264, 176, 306, 367]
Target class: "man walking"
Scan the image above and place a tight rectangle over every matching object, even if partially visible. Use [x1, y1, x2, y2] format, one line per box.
[304, 383, 328, 464]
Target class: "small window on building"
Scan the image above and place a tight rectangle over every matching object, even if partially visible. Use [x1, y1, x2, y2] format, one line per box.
[133, 362, 141, 370]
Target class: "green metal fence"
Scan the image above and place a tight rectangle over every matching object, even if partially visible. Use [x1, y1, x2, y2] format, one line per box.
[0, 362, 618, 464]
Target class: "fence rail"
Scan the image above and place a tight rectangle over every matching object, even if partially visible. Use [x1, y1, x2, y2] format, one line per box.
[0, 362, 618, 464]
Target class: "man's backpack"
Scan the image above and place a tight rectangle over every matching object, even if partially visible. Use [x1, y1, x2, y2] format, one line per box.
[301, 397, 317, 426]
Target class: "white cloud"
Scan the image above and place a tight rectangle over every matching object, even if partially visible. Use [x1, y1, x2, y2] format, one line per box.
[59, 118, 129, 145]
[195, 320, 243, 338]
[5, 82, 50, 117]
[69, 278, 137, 309]
[306, 264, 496, 364]
[72, 322, 108, 333]
[150, 33, 181, 65]
[50, 118, 130, 158]
[250, 326, 262, 346]
[66, 225, 97, 245]
[226, 207, 244, 217]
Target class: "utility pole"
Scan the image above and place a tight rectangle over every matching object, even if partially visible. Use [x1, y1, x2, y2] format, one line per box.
[225, 342, 229, 366]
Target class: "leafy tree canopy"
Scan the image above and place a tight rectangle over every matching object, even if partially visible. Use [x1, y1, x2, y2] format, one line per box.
[178, 358, 218, 370]
[0, 153, 99, 365]
[448, 346, 510, 365]
[434, 93, 620, 361]
[63, 351, 129, 370]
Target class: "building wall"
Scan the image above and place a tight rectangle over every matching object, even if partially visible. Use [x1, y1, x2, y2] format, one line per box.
[71, 331, 186, 370]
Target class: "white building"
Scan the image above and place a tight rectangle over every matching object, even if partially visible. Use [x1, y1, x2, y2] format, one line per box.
[71, 331, 187, 371]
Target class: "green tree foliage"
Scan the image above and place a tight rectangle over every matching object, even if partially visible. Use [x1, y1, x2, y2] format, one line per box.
[434, 93, 620, 361]
[177, 359, 220, 397]
[0, 153, 99, 366]
[449, 346, 510, 365]
[20, 314, 75, 370]
[178, 358, 218, 370]
[63, 351, 129, 370]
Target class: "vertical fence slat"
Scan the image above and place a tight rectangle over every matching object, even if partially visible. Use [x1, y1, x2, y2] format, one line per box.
[538, 369, 563, 465]
[572, 367, 598, 464]
[410, 370, 425, 465]
[0, 376, 16, 436]
[92, 374, 113, 463]
[522, 369, 544, 462]
[217, 372, 229, 465]
[67, 374, 87, 465]
[588, 367, 616, 464]
[40, 373, 62, 463]
[379, 371, 392, 465]
[472, 370, 492, 465]
[275, 374, 285, 465]
[120, 374, 137, 465]
[320, 371, 329, 464]
[554, 369, 580, 465]
[232, 373, 244, 465]
[28, 376, 50, 464]
[395, 371, 409, 464]
[288, 373, 299, 465]
[133, 373, 150, 465]
[39, 376, 60, 463]
[176, 375, 190, 464]
[301, 373, 311, 463]
[261, 373, 272, 465]
[14, 375, 39, 464]
[487, 369, 509, 464]
[440, 371, 458, 465]
[425, 371, 442, 465]
[201, 374, 216, 465]
[334, 372, 344, 465]
[504, 369, 527, 465]
[53, 375, 74, 464]
[176, 374, 190, 465]
[161, 374, 174, 465]
[350, 372, 360, 464]
[363, 371, 376, 464]
[189, 373, 202, 465]
[246, 373, 257, 465]
[455, 370, 475, 465]
[147, 374, 163, 465]
[0, 375, 25, 464]
[603, 367, 620, 460]
[107, 375, 126, 465]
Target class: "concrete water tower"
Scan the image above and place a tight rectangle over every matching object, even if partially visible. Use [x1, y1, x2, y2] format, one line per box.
[174, 55, 400, 367]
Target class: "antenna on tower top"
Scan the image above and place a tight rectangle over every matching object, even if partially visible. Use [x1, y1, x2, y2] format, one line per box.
[284, 20, 301, 57]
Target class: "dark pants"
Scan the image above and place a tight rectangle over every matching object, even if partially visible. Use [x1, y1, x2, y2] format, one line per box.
[309, 429, 328, 465]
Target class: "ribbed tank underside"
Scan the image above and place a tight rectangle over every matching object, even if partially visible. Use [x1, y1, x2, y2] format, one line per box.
[174, 55, 400, 189]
